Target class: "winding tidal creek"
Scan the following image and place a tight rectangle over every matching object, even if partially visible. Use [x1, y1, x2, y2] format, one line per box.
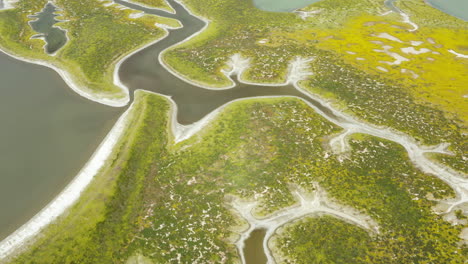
[115, 0, 343, 125]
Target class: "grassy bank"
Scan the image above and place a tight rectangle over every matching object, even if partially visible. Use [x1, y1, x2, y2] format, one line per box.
[4, 91, 171, 263]
[5, 95, 466, 263]
[0, 0, 180, 101]
[271, 215, 375, 263]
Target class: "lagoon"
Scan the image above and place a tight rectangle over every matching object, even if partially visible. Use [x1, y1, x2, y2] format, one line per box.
[253, 0, 322, 12]
[0, 50, 121, 240]
[29, 2, 68, 55]
[386, 0, 468, 21]
[427, 0, 468, 21]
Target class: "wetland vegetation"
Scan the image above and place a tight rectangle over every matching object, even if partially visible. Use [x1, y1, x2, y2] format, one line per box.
[0, 0, 466, 263]
[163, 0, 467, 173]
[4, 95, 466, 263]
[0, 0, 179, 101]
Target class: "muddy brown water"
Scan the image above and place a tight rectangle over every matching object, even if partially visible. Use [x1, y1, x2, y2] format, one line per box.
[243, 229, 268, 264]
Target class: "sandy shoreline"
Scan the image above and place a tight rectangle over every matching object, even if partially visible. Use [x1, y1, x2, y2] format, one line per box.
[0, 3, 178, 259]
[231, 185, 379, 264]
[0, 103, 134, 260]
[0, 45, 129, 107]
[0, 0, 17, 10]
[383, 0, 418, 31]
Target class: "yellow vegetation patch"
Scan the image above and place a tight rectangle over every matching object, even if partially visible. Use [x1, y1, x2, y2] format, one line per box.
[311, 14, 468, 125]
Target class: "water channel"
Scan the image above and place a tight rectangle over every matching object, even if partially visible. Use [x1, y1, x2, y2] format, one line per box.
[243, 229, 268, 264]
[115, 0, 343, 125]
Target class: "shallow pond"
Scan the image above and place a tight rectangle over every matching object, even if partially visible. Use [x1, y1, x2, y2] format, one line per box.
[243, 229, 268, 264]
[0, 51, 121, 240]
[29, 2, 68, 54]
[253, 0, 322, 12]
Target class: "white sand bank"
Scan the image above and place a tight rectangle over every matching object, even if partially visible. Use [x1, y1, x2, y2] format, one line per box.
[0, 104, 134, 259]
[232, 185, 378, 264]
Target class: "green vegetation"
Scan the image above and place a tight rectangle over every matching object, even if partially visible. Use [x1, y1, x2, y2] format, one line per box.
[163, 0, 384, 86]
[163, 0, 467, 173]
[272, 215, 374, 263]
[6, 95, 465, 263]
[0, 0, 180, 99]
[5, 91, 171, 263]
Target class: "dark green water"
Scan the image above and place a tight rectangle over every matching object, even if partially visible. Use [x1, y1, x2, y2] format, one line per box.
[29, 3, 67, 54]
[243, 229, 268, 264]
[0, 51, 121, 240]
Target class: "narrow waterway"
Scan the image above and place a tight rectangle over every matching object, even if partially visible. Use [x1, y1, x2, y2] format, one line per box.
[114, 0, 468, 262]
[115, 0, 345, 125]
[243, 229, 268, 264]
[0, 50, 121, 240]
[384, 0, 400, 13]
